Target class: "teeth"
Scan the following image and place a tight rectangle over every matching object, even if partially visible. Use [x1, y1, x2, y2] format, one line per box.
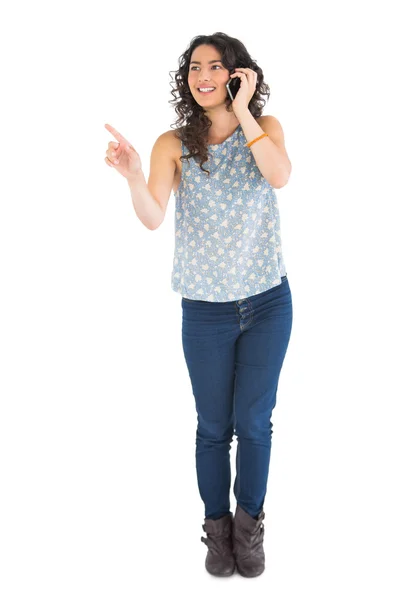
[199, 88, 215, 92]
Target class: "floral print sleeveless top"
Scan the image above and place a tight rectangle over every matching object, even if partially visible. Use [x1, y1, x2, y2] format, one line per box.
[171, 123, 287, 302]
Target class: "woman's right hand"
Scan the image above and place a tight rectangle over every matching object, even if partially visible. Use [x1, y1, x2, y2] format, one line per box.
[104, 123, 143, 180]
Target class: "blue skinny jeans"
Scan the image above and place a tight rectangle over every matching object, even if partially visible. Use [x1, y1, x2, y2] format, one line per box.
[181, 275, 293, 519]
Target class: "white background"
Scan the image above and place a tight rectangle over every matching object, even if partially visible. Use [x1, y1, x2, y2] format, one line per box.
[1, 1, 399, 598]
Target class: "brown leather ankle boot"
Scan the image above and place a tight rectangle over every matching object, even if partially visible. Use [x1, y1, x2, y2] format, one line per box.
[232, 504, 265, 577]
[201, 512, 236, 576]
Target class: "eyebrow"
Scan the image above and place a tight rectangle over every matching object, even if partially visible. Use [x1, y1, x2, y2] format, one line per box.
[189, 59, 222, 65]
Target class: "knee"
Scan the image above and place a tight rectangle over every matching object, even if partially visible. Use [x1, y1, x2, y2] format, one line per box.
[236, 417, 273, 442]
[196, 419, 234, 445]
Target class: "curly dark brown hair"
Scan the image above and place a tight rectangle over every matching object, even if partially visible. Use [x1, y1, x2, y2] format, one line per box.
[168, 32, 270, 176]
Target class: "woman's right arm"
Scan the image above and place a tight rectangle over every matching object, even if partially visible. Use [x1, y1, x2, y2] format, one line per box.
[104, 124, 176, 231]
[135, 131, 176, 230]
[127, 170, 165, 231]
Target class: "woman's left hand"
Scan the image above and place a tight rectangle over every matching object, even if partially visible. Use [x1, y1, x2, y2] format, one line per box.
[230, 68, 258, 115]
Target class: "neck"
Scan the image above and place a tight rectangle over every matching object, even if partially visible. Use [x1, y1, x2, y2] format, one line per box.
[204, 108, 240, 141]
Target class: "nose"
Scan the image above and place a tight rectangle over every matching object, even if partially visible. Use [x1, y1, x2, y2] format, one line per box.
[198, 79, 213, 88]
[195, 70, 211, 82]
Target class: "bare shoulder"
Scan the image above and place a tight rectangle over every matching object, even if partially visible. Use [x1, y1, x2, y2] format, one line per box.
[156, 129, 182, 167]
[257, 114, 290, 162]
[257, 114, 287, 139]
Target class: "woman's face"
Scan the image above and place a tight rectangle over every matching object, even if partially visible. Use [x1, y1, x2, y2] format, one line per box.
[188, 44, 230, 105]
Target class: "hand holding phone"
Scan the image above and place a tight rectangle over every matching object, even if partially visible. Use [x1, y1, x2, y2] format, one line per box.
[226, 75, 241, 101]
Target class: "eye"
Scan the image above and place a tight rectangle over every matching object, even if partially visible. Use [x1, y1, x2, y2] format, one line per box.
[190, 65, 222, 70]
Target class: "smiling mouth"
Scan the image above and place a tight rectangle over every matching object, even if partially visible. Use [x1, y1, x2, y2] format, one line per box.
[197, 88, 216, 94]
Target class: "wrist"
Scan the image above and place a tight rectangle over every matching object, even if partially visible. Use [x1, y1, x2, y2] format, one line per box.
[232, 106, 251, 120]
[127, 169, 145, 187]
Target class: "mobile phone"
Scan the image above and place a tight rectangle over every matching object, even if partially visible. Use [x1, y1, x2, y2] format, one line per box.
[226, 75, 241, 101]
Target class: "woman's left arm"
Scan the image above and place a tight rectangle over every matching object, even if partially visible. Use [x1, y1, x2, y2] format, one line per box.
[236, 111, 292, 189]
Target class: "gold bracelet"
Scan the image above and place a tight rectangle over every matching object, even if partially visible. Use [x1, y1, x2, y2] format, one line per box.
[245, 132, 269, 148]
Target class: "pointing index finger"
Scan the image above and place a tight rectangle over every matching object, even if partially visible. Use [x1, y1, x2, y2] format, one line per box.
[104, 123, 133, 151]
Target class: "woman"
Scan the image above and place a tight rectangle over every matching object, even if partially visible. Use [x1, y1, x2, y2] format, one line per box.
[104, 32, 293, 579]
